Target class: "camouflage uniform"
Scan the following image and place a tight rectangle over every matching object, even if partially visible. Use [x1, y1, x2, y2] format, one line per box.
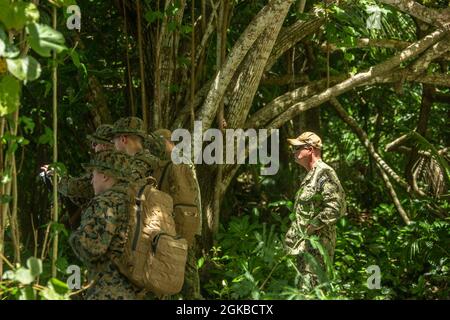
[86, 124, 115, 147]
[59, 124, 114, 207]
[144, 132, 167, 160]
[129, 149, 160, 181]
[59, 174, 93, 208]
[110, 117, 161, 181]
[153, 129, 203, 300]
[69, 151, 141, 300]
[285, 133, 346, 285]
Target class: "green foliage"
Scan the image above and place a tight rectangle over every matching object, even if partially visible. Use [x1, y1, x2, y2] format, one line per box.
[204, 198, 449, 299]
[0, 0, 39, 30]
[203, 212, 295, 299]
[0, 75, 20, 116]
[6, 55, 41, 81]
[1, 257, 71, 300]
[0, 0, 448, 302]
[0, 1, 67, 119]
[26, 23, 66, 58]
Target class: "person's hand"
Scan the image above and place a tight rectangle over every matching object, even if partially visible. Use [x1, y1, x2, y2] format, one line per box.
[40, 164, 54, 176]
[39, 164, 55, 189]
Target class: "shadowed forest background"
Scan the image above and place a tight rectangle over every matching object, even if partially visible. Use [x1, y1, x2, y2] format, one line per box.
[0, 0, 449, 299]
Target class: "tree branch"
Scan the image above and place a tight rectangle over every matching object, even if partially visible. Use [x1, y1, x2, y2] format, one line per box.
[321, 38, 411, 51]
[195, 0, 220, 66]
[198, 1, 278, 130]
[267, 28, 447, 129]
[260, 74, 309, 86]
[226, 0, 294, 129]
[245, 75, 347, 128]
[264, 17, 324, 72]
[247, 69, 450, 130]
[330, 97, 412, 224]
[411, 37, 450, 73]
[330, 98, 409, 189]
[377, 0, 450, 29]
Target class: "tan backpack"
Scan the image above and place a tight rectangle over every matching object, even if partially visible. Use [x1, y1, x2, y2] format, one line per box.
[115, 179, 188, 297]
[154, 161, 200, 246]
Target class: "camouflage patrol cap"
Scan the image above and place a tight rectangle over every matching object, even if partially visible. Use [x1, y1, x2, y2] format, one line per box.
[287, 131, 322, 149]
[87, 124, 114, 145]
[143, 131, 168, 159]
[153, 129, 172, 141]
[82, 150, 132, 181]
[111, 117, 146, 139]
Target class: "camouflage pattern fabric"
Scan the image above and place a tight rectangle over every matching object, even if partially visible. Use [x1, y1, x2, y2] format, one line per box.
[129, 149, 160, 182]
[81, 150, 133, 182]
[58, 124, 115, 206]
[87, 124, 114, 146]
[69, 183, 141, 300]
[284, 159, 346, 283]
[83, 263, 142, 300]
[111, 117, 146, 139]
[143, 132, 167, 160]
[59, 174, 93, 207]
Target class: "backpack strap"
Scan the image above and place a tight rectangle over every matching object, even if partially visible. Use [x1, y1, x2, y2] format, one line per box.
[132, 183, 150, 251]
[157, 162, 172, 190]
[151, 232, 167, 255]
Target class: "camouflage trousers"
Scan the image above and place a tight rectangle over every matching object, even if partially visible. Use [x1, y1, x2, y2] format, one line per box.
[84, 264, 141, 300]
[295, 230, 336, 288]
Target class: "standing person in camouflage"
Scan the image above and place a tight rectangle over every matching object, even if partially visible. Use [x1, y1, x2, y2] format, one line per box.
[153, 128, 203, 300]
[110, 117, 162, 181]
[284, 132, 346, 287]
[58, 124, 115, 203]
[40, 124, 114, 229]
[69, 150, 141, 300]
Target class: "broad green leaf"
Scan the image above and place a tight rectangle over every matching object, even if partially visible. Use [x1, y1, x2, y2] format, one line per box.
[0, 24, 19, 59]
[27, 23, 66, 57]
[20, 115, 35, 134]
[0, 1, 39, 30]
[70, 50, 80, 68]
[19, 286, 36, 300]
[38, 126, 54, 146]
[0, 75, 20, 116]
[2, 270, 15, 280]
[55, 257, 69, 272]
[1, 42, 20, 59]
[197, 256, 205, 269]
[144, 10, 164, 24]
[344, 52, 355, 62]
[49, 277, 69, 294]
[51, 222, 69, 237]
[40, 281, 70, 300]
[26, 257, 43, 277]
[14, 267, 35, 285]
[17, 136, 29, 146]
[6, 56, 41, 81]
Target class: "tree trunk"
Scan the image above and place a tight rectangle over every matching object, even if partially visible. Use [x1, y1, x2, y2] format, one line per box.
[226, 0, 294, 129]
[199, 0, 288, 130]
